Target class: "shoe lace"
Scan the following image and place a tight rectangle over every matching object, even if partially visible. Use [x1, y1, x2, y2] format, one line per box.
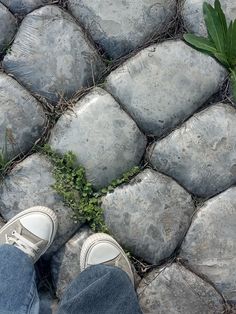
[5, 230, 39, 259]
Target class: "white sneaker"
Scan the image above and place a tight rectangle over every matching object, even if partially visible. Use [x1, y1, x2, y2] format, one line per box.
[0, 206, 58, 263]
[80, 233, 134, 285]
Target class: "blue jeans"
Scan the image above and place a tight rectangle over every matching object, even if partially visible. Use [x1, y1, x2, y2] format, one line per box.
[0, 245, 142, 314]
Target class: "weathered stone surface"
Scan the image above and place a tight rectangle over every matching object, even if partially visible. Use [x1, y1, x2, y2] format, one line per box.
[105, 40, 226, 137]
[1, 0, 51, 15]
[51, 226, 93, 298]
[138, 263, 225, 314]
[3, 5, 105, 103]
[180, 187, 236, 304]
[39, 291, 58, 314]
[182, 0, 236, 36]
[149, 103, 236, 198]
[0, 217, 5, 228]
[68, 0, 176, 59]
[0, 73, 46, 160]
[0, 154, 79, 254]
[49, 88, 146, 189]
[0, 3, 17, 54]
[102, 169, 195, 264]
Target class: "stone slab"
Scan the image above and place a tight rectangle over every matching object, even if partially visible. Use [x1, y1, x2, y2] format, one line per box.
[0, 154, 80, 255]
[105, 40, 226, 137]
[3, 5, 105, 103]
[138, 263, 225, 314]
[51, 226, 93, 298]
[0, 3, 17, 54]
[68, 0, 176, 59]
[182, 0, 236, 36]
[49, 87, 146, 189]
[102, 168, 195, 264]
[0, 73, 46, 160]
[0, 217, 5, 228]
[149, 103, 236, 198]
[180, 187, 236, 304]
[0, 0, 51, 15]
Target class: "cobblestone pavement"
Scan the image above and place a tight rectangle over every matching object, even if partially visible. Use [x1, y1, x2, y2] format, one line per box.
[0, 0, 236, 313]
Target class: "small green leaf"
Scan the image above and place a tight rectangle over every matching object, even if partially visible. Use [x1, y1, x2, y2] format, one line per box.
[213, 52, 230, 67]
[203, 2, 225, 52]
[226, 20, 236, 68]
[214, 0, 227, 38]
[230, 68, 236, 103]
[184, 34, 217, 53]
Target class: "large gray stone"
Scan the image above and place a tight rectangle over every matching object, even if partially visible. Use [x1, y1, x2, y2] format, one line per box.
[138, 263, 225, 314]
[49, 88, 146, 189]
[3, 5, 105, 103]
[0, 73, 46, 160]
[182, 0, 236, 36]
[105, 40, 226, 137]
[102, 169, 195, 264]
[0, 154, 79, 254]
[0, 3, 17, 54]
[68, 0, 176, 59]
[180, 187, 236, 304]
[51, 226, 93, 298]
[149, 103, 236, 198]
[1, 0, 51, 15]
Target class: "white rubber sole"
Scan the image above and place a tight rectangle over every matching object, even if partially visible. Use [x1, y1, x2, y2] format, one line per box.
[80, 233, 134, 284]
[0, 206, 58, 262]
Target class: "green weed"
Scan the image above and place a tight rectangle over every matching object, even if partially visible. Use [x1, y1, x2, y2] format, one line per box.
[0, 134, 9, 176]
[0, 151, 8, 174]
[41, 145, 140, 232]
[184, 0, 236, 101]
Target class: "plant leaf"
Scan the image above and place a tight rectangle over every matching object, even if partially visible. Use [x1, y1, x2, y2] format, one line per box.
[213, 52, 230, 67]
[184, 34, 217, 53]
[232, 58, 236, 66]
[226, 20, 236, 67]
[214, 0, 227, 38]
[203, 2, 225, 53]
[230, 68, 236, 103]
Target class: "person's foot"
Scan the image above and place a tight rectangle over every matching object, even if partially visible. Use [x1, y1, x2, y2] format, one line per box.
[80, 233, 134, 285]
[0, 206, 58, 263]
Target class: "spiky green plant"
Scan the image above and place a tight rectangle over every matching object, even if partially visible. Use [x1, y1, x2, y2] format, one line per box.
[184, 0, 236, 101]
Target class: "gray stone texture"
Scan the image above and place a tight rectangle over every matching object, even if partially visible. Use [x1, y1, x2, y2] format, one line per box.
[102, 169, 195, 264]
[0, 217, 5, 228]
[68, 0, 176, 59]
[0, 0, 51, 15]
[0, 3, 17, 54]
[51, 226, 93, 298]
[149, 103, 236, 198]
[2, 5, 105, 103]
[49, 88, 146, 189]
[138, 263, 225, 314]
[0, 73, 46, 160]
[105, 40, 226, 137]
[180, 187, 236, 304]
[182, 0, 236, 36]
[0, 154, 79, 254]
